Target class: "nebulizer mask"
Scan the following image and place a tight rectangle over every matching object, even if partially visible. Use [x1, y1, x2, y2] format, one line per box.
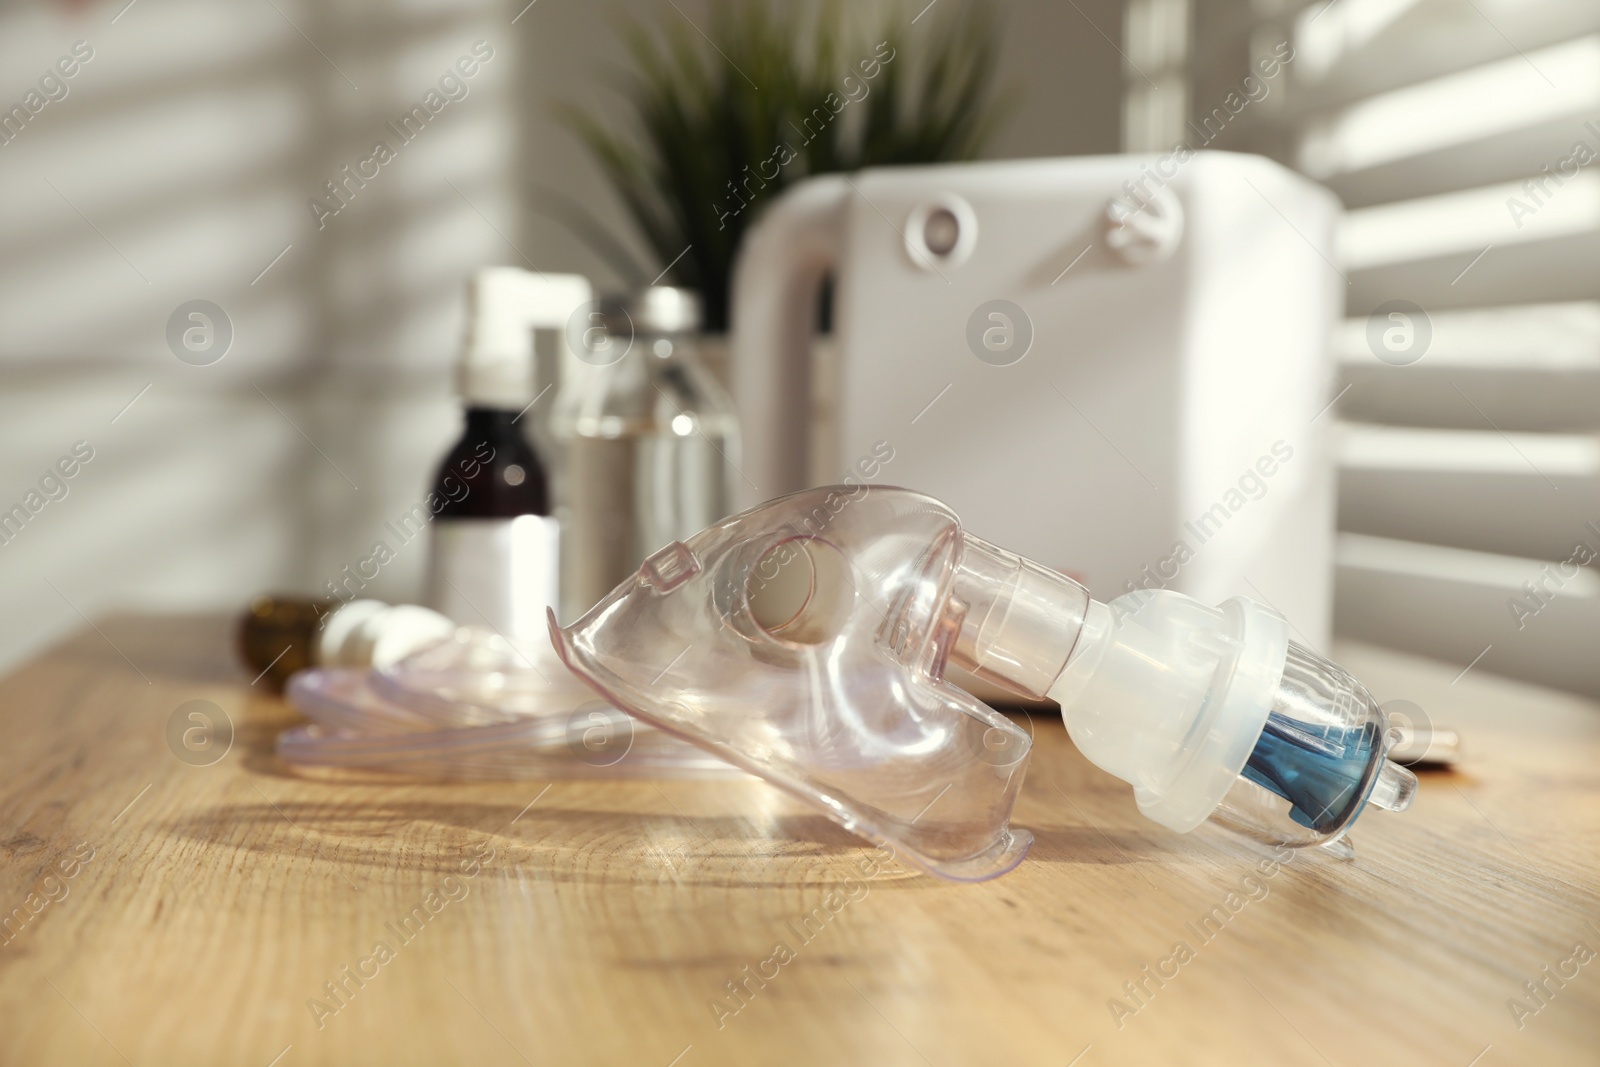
[551, 485, 1417, 881]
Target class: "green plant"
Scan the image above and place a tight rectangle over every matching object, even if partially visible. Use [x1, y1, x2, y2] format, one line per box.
[547, 1, 1013, 333]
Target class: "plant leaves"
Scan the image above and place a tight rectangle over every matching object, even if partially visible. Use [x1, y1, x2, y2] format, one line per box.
[548, 0, 1015, 332]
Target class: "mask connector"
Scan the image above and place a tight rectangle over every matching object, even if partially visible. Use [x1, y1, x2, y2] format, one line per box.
[1044, 588, 1418, 855]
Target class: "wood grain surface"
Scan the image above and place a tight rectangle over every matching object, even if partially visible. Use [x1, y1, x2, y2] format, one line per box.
[0, 615, 1596, 1066]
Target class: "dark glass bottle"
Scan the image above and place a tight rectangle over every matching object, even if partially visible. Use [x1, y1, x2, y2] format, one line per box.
[236, 595, 333, 690]
[425, 267, 570, 640]
[432, 407, 550, 519]
[236, 595, 455, 690]
[425, 406, 561, 639]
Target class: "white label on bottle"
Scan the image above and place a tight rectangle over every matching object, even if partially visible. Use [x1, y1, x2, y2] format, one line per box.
[426, 516, 560, 641]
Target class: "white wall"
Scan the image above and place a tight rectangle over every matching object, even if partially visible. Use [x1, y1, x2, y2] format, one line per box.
[0, 0, 1123, 674]
[0, 0, 515, 672]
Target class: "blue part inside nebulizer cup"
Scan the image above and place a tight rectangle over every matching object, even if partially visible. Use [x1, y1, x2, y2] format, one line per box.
[551, 485, 1416, 881]
[1048, 588, 1416, 855]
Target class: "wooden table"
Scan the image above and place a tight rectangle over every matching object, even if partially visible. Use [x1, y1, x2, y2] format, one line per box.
[1, 616, 1596, 1066]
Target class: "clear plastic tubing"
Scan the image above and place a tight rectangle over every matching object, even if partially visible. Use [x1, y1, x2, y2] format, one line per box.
[276, 627, 743, 780]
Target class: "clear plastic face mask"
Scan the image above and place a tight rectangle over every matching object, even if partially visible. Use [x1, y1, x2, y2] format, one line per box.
[551, 486, 1036, 881]
[552, 485, 1416, 881]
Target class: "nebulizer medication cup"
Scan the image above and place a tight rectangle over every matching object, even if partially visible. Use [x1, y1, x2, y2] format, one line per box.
[552, 485, 1417, 881]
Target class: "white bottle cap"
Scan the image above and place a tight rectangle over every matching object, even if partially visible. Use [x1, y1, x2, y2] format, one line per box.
[318, 601, 456, 669]
[459, 267, 592, 408]
[317, 600, 388, 666]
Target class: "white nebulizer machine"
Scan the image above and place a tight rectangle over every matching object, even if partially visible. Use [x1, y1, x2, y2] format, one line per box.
[731, 153, 1342, 650]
